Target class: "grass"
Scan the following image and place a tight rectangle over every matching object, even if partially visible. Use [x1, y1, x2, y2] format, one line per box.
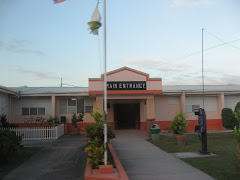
[0, 147, 42, 179]
[148, 132, 240, 180]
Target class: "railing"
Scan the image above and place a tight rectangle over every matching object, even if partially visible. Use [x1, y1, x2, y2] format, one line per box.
[0, 124, 64, 141]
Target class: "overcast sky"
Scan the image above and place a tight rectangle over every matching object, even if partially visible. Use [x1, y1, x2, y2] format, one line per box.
[0, 0, 240, 87]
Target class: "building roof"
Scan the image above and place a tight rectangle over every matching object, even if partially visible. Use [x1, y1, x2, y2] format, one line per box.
[11, 86, 88, 96]
[163, 85, 240, 94]
[0, 85, 17, 95]
[4, 85, 240, 96]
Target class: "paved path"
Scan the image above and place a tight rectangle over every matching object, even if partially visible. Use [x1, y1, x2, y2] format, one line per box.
[111, 130, 215, 180]
[4, 135, 87, 180]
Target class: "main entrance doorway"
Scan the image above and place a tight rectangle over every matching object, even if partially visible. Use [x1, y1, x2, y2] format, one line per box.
[114, 103, 140, 129]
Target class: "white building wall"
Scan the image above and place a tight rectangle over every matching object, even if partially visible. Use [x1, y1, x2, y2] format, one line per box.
[185, 96, 217, 112]
[224, 95, 240, 110]
[13, 98, 52, 115]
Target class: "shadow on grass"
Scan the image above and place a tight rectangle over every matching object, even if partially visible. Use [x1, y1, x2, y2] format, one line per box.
[148, 132, 240, 180]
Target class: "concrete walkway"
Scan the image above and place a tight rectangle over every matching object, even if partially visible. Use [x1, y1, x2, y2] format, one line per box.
[111, 130, 215, 180]
[3, 134, 87, 180]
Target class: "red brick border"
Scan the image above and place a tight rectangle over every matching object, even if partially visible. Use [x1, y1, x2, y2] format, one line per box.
[84, 142, 129, 180]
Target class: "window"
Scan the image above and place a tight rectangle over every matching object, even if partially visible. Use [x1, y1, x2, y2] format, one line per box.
[38, 108, 45, 115]
[30, 108, 37, 115]
[59, 98, 85, 114]
[22, 107, 45, 115]
[77, 99, 84, 113]
[22, 108, 29, 115]
[85, 106, 93, 113]
[68, 99, 76, 106]
[59, 99, 67, 114]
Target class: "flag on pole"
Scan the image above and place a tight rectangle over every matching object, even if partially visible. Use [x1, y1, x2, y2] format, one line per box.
[53, 0, 66, 4]
[88, 3, 102, 35]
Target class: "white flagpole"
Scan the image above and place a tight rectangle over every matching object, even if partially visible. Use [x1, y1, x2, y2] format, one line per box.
[202, 28, 204, 109]
[103, 0, 108, 166]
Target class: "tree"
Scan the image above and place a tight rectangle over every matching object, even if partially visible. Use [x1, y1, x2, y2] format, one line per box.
[234, 102, 240, 113]
[221, 108, 238, 130]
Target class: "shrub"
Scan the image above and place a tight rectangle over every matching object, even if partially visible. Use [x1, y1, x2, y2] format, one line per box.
[83, 109, 115, 143]
[84, 123, 115, 144]
[71, 113, 78, 128]
[71, 112, 84, 128]
[170, 112, 188, 134]
[90, 109, 104, 124]
[233, 110, 240, 154]
[85, 137, 104, 169]
[83, 109, 115, 168]
[0, 114, 18, 128]
[0, 129, 23, 161]
[221, 108, 238, 130]
[47, 116, 60, 127]
[234, 102, 240, 113]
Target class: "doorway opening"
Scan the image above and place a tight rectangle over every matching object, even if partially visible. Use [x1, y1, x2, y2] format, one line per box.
[114, 103, 140, 130]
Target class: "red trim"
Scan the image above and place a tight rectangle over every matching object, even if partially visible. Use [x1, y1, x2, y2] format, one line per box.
[88, 67, 162, 82]
[89, 79, 162, 82]
[89, 90, 162, 95]
[152, 119, 225, 131]
[140, 122, 146, 131]
[107, 68, 148, 79]
[85, 143, 129, 180]
[89, 79, 103, 82]
[148, 79, 162, 81]
[146, 118, 155, 121]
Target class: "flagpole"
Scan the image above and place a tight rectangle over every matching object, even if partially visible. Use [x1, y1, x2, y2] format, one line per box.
[202, 28, 204, 109]
[103, 0, 108, 166]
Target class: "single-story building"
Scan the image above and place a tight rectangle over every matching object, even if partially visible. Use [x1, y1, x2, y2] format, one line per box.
[3, 67, 240, 133]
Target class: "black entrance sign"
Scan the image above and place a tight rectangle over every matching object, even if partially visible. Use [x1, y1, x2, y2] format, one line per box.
[107, 81, 146, 90]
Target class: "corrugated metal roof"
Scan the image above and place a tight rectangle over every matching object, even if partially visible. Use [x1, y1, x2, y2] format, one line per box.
[4, 85, 240, 96]
[0, 85, 17, 95]
[163, 85, 240, 93]
[11, 87, 88, 95]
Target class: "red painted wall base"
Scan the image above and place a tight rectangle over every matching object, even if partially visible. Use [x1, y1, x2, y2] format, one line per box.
[14, 119, 224, 135]
[140, 119, 225, 132]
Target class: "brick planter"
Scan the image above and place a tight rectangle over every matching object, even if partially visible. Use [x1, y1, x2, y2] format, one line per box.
[84, 143, 129, 180]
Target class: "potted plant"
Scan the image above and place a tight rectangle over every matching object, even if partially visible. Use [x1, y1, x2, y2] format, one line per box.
[170, 112, 189, 145]
[71, 112, 84, 135]
[234, 110, 240, 165]
[47, 116, 59, 127]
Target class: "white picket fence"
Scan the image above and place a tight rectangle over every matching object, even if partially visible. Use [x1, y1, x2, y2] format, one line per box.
[0, 124, 65, 141]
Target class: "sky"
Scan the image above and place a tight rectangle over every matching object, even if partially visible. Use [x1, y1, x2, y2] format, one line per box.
[0, 0, 240, 87]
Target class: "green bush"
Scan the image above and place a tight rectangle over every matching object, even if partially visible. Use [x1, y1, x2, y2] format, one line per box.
[234, 102, 240, 113]
[71, 112, 84, 128]
[47, 116, 60, 127]
[170, 112, 188, 134]
[84, 123, 115, 144]
[233, 110, 240, 154]
[71, 113, 78, 128]
[221, 108, 238, 130]
[83, 109, 115, 143]
[0, 114, 18, 128]
[0, 129, 23, 161]
[83, 109, 115, 168]
[85, 137, 104, 169]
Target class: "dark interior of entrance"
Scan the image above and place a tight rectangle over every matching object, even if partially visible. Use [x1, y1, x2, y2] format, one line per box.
[114, 103, 140, 130]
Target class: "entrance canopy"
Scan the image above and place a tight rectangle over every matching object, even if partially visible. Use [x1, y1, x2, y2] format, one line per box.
[89, 67, 162, 95]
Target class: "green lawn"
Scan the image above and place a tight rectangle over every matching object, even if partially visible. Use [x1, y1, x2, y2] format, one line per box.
[148, 132, 240, 180]
[0, 147, 42, 179]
